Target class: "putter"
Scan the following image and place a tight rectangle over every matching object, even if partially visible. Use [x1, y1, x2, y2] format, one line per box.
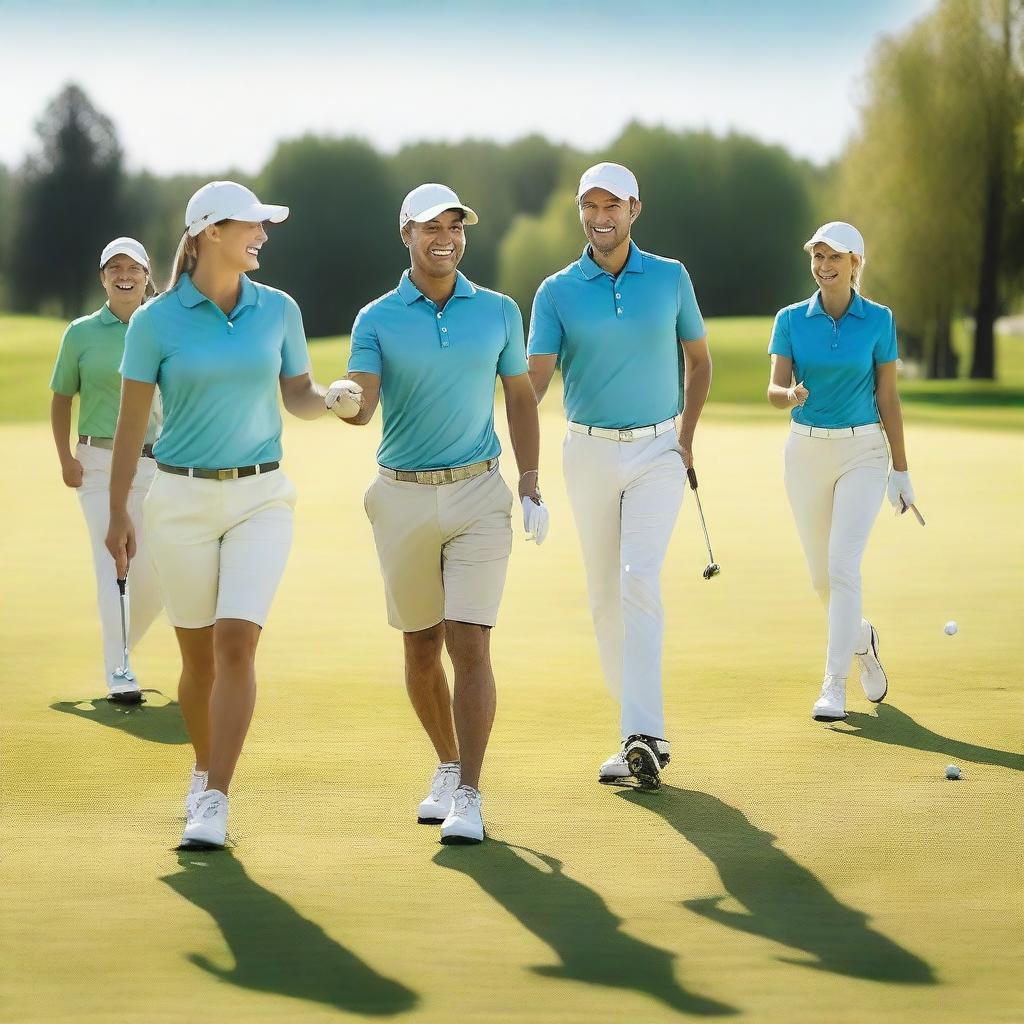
[686, 467, 721, 580]
[107, 574, 143, 705]
[899, 496, 926, 526]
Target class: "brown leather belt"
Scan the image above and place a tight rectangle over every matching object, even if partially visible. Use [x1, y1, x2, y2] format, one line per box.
[378, 458, 496, 485]
[79, 434, 154, 458]
[157, 461, 280, 480]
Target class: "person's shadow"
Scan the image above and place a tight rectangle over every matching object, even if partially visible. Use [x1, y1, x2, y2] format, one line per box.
[434, 840, 737, 1017]
[620, 787, 936, 985]
[50, 691, 189, 745]
[839, 705, 1023, 771]
[161, 851, 418, 1016]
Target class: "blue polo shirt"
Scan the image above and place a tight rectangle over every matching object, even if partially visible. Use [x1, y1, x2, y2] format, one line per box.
[769, 291, 899, 429]
[527, 241, 705, 429]
[120, 273, 310, 468]
[348, 270, 528, 471]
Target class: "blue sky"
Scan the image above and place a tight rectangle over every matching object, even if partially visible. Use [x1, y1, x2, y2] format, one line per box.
[0, 0, 936, 174]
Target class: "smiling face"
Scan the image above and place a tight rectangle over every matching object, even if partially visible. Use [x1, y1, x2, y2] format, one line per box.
[578, 187, 640, 255]
[99, 254, 148, 305]
[810, 242, 860, 293]
[403, 209, 466, 279]
[206, 219, 269, 273]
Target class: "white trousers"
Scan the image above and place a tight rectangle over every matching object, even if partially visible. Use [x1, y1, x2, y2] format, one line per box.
[563, 428, 685, 739]
[783, 427, 889, 679]
[75, 443, 162, 685]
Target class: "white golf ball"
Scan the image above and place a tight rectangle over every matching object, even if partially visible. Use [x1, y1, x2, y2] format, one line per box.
[945, 764, 962, 780]
[944, 620, 958, 636]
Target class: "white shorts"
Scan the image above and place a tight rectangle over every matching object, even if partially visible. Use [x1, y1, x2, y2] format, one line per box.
[143, 468, 297, 629]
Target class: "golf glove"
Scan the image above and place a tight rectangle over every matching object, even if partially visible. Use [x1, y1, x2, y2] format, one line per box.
[887, 469, 915, 509]
[521, 495, 550, 545]
[325, 379, 363, 419]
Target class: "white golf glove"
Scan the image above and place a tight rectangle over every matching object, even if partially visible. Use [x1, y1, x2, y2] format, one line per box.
[521, 495, 550, 545]
[887, 469, 915, 509]
[325, 379, 363, 419]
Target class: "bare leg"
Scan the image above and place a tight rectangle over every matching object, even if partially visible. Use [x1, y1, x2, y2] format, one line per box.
[206, 618, 262, 795]
[445, 621, 495, 791]
[174, 625, 215, 772]
[403, 623, 459, 763]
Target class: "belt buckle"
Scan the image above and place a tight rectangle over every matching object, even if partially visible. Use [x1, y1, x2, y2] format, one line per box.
[217, 468, 238, 481]
[620, 429, 633, 441]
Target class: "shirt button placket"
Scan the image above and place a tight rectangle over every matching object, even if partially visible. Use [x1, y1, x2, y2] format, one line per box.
[437, 310, 449, 349]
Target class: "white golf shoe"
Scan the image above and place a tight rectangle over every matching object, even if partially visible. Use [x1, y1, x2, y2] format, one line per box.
[181, 789, 228, 849]
[417, 762, 460, 824]
[600, 736, 670, 789]
[184, 767, 208, 819]
[856, 619, 888, 703]
[107, 675, 142, 705]
[812, 675, 848, 721]
[440, 785, 484, 845]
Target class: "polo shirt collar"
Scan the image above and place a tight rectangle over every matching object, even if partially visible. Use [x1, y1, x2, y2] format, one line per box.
[806, 290, 866, 320]
[99, 303, 122, 325]
[397, 269, 476, 306]
[175, 272, 258, 313]
[577, 240, 644, 280]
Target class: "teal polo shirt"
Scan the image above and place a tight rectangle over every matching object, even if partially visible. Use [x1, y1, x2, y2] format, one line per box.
[768, 290, 899, 429]
[527, 241, 705, 429]
[121, 273, 310, 468]
[50, 305, 159, 443]
[348, 270, 528, 471]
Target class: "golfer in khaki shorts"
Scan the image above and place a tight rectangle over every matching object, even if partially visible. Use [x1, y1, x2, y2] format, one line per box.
[332, 183, 547, 845]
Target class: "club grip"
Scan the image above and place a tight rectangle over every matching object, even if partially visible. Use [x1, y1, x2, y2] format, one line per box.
[686, 467, 698, 491]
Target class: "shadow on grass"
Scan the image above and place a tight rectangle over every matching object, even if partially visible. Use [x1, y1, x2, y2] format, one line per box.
[840, 705, 1023, 771]
[620, 787, 936, 985]
[434, 840, 737, 1017]
[162, 851, 418, 1016]
[899, 386, 1024, 408]
[50, 690, 189, 745]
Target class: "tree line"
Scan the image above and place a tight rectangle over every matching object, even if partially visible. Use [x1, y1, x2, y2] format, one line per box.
[0, 0, 1019, 378]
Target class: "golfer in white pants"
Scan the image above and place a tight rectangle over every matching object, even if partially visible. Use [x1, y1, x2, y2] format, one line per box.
[49, 237, 163, 703]
[768, 221, 917, 721]
[528, 163, 711, 789]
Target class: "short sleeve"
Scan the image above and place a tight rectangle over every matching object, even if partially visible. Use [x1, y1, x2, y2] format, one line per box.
[347, 306, 383, 377]
[676, 264, 705, 342]
[280, 293, 311, 378]
[874, 309, 899, 365]
[768, 309, 793, 358]
[49, 324, 81, 395]
[120, 308, 163, 384]
[497, 295, 528, 377]
[526, 281, 564, 356]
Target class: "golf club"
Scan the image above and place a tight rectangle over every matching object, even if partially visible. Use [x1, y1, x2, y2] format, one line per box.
[107, 574, 143, 705]
[686, 467, 721, 580]
[899, 496, 926, 526]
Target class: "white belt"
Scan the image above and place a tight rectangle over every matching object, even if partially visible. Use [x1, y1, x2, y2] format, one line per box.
[791, 422, 883, 439]
[568, 417, 677, 442]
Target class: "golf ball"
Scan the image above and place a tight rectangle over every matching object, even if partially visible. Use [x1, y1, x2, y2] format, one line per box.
[944, 620, 958, 635]
[945, 764, 962, 780]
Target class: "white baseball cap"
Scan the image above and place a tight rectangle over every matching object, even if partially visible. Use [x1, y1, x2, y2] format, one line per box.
[185, 181, 289, 238]
[99, 237, 149, 270]
[576, 162, 640, 202]
[399, 183, 478, 229]
[804, 221, 865, 257]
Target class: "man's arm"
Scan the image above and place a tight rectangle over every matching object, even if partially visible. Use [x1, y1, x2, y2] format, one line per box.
[280, 371, 328, 420]
[677, 336, 712, 470]
[500, 372, 540, 500]
[528, 354, 558, 404]
[339, 372, 380, 426]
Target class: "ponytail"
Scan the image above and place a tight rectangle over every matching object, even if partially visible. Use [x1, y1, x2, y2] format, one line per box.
[167, 229, 199, 291]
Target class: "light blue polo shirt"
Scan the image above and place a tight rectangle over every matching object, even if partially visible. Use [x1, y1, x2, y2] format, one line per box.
[527, 241, 705, 429]
[120, 273, 310, 468]
[348, 270, 528, 471]
[769, 291, 899, 429]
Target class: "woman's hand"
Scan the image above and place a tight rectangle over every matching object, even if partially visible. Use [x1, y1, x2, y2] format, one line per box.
[60, 457, 84, 488]
[787, 381, 809, 407]
[105, 508, 136, 579]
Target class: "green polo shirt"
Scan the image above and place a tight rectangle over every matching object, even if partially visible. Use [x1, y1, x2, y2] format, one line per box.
[50, 305, 160, 443]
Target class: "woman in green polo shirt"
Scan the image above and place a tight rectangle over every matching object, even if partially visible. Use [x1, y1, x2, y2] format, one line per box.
[49, 237, 163, 704]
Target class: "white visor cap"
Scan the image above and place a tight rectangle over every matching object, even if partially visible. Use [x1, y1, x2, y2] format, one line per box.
[99, 237, 150, 271]
[804, 221, 865, 257]
[185, 181, 289, 238]
[577, 162, 640, 202]
[399, 183, 478, 229]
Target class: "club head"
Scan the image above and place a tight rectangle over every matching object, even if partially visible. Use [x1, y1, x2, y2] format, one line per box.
[703, 563, 721, 580]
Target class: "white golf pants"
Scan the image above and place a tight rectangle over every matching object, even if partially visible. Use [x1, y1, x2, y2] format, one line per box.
[783, 425, 889, 680]
[75, 443, 163, 686]
[563, 426, 685, 739]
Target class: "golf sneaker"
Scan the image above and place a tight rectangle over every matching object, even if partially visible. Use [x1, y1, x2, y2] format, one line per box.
[185, 767, 208, 819]
[623, 735, 669, 790]
[107, 676, 143, 705]
[812, 675, 848, 721]
[440, 785, 484, 845]
[856, 619, 888, 703]
[417, 762, 460, 824]
[181, 789, 228, 849]
[599, 737, 671, 786]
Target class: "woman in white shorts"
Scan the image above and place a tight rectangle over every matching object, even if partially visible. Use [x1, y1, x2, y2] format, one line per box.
[106, 181, 339, 849]
[767, 221, 917, 722]
[49, 237, 163, 703]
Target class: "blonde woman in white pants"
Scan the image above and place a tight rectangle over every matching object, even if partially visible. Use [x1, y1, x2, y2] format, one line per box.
[768, 222, 917, 721]
[49, 238, 163, 703]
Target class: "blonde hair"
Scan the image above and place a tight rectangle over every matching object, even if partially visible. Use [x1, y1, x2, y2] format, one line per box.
[851, 254, 865, 292]
[167, 230, 200, 291]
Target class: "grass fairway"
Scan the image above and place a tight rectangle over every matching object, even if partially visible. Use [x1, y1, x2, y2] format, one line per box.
[1, 402, 1021, 1023]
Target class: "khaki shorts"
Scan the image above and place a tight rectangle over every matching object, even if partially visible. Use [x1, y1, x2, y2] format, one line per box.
[364, 465, 514, 632]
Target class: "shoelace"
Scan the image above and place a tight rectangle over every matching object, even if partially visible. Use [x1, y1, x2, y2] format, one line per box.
[198, 796, 224, 821]
[430, 768, 459, 801]
[451, 788, 478, 816]
[822, 677, 845, 702]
